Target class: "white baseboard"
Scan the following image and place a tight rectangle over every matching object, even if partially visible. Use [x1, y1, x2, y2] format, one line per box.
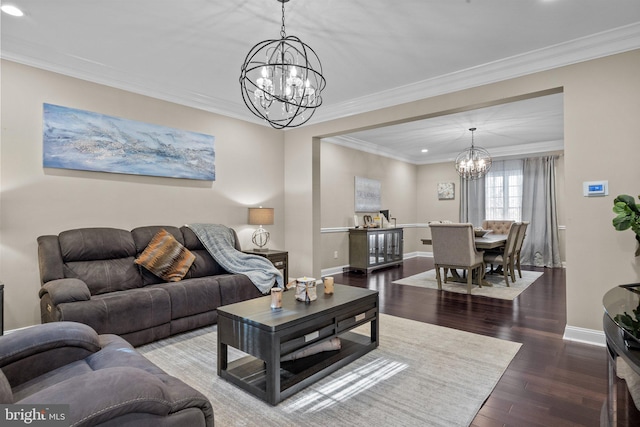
[563, 325, 606, 347]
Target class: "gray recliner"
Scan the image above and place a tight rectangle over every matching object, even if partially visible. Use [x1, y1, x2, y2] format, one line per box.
[0, 321, 213, 427]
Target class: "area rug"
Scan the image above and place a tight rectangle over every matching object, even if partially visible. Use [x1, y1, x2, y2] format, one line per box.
[392, 269, 543, 300]
[138, 314, 521, 427]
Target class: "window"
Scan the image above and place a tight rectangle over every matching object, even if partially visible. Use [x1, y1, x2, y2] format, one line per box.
[485, 160, 523, 221]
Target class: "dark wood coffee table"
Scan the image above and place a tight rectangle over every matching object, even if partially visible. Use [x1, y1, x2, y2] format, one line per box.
[217, 283, 379, 405]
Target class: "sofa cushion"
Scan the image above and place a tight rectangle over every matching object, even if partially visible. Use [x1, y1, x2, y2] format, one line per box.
[151, 277, 222, 320]
[180, 226, 230, 278]
[58, 228, 143, 295]
[135, 229, 195, 282]
[57, 288, 171, 337]
[217, 274, 262, 306]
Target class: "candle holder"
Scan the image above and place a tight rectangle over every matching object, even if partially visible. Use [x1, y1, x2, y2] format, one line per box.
[294, 277, 317, 303]
[323, 277, 334, 295]
[270, 287, 283, 310]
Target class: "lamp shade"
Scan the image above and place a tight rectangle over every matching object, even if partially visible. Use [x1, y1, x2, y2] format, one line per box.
[248, 207, 274, 225]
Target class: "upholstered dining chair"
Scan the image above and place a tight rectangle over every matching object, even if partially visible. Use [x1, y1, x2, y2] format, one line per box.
[482, 219, 515, 235]
[514, 221, 530, 278]
[483, 222, 522, 286]
[430, 223, 485, 294]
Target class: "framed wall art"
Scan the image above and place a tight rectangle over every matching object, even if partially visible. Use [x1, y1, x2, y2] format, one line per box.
[43, 103, 216, 180]
[437, 182, 455, 200]
[354, 176, 381, 212]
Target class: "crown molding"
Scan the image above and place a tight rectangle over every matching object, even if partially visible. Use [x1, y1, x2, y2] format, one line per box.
[2, 23, 638, 128]
[325, 135, 565, 165]
[312, 22, 640, 124]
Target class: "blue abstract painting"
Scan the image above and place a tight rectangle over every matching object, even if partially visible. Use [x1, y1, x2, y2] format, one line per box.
[43, 103, 215, 180]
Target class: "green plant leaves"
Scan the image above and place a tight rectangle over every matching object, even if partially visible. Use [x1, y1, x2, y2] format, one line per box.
[615, 304, 640, 339]
[612, 194, 640, 237]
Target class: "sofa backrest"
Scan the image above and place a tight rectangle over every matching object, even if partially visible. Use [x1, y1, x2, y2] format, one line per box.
[180, 226, 235, 278]
[131, 225, 234, 285]
[56, 228, 143, 295]
[38, 225, 238, 292]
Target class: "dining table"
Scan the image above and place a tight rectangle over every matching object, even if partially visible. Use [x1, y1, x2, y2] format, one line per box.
[420, 233, 508, 286]
[420, 233, 508, 250]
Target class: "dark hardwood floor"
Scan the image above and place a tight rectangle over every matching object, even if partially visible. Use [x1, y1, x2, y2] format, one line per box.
[330, 257, 608, 427]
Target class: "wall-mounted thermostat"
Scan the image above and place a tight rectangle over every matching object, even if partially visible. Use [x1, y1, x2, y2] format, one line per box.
[583, 180, 608, 197]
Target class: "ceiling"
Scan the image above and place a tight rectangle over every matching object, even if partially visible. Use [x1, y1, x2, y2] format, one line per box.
[2, 1, 639, 163]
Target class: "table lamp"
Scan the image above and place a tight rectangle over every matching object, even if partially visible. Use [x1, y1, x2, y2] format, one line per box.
[248, 207, 274, 251]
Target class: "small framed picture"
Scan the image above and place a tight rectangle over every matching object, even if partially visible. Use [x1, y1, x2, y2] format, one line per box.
[437, 182, 455, 200]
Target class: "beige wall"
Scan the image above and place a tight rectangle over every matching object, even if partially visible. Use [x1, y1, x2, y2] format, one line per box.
[320, 142, 418, 270]
[319, 144, 567, 270]
[415, 156, 566, 259]
[287, 49, 640, 333]
[0, 60, 284, 330]
[3, 50, 638, 334]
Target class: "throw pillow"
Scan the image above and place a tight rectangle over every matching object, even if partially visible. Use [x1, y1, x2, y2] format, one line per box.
[134, 229, 195, 282]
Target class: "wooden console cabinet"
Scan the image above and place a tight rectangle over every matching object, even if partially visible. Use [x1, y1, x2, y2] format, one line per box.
[348, 228, 403, 274]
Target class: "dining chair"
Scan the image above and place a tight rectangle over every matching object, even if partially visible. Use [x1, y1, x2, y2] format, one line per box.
[429, 223, 485, 294]
[482, 219, 515, 235]
[514, 221, 530, 278]
[483, 222, 522, 286]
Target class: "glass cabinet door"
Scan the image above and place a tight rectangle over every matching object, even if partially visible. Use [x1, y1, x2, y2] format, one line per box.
[377, 232, 385, 264]
[368, 233, 377, 265]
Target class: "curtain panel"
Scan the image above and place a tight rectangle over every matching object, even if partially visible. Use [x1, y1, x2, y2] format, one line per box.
[521, 156, 562, 268]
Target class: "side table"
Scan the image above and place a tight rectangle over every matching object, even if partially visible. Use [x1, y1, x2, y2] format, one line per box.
[242, 249, 288, 284]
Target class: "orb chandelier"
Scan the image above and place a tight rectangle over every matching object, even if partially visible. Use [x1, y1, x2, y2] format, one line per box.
[239, 0, 326, 129]
[455, 127, 492, 180]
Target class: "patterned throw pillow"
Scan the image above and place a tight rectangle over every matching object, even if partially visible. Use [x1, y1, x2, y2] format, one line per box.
[134, 229, 196, 282]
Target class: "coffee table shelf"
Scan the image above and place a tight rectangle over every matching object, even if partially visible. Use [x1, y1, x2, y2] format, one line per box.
[225, 331, 372, 395]
[217, 284, 379, 405]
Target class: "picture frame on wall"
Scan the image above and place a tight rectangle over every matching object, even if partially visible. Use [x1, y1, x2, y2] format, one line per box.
[354, 176, 381, 212]
[43, 103, 216, 181]
[437, 182, 455, 200]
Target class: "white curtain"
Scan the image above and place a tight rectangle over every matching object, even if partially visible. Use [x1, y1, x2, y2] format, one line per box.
[459, 176, 485, 227]
[521, 156, 562, 268]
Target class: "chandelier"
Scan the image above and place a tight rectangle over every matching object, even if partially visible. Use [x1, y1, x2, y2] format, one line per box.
[239, 0, 326, 129]
[455, 127, 492, 180]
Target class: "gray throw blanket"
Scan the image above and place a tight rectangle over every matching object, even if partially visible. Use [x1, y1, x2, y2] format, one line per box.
[187, 223, 282, 294]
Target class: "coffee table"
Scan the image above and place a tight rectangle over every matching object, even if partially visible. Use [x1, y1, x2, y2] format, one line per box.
[217, 283, 379, 405]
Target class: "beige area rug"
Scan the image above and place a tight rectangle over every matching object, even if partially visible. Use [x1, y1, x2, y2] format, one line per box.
[138, 314, 521, 427]
[392, 269, 543, 300]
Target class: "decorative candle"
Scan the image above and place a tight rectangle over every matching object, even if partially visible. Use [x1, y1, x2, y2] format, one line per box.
[270, 287, 283, 309]
[323, 277, 334, 295]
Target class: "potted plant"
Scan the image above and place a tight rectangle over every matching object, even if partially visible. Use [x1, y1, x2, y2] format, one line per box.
[612, 194, 640, 256]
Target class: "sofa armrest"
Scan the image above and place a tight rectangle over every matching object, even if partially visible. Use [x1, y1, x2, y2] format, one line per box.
[39, 278, 91, 305]
[0, 322, 101, 387]
[19, 367, 214, 427]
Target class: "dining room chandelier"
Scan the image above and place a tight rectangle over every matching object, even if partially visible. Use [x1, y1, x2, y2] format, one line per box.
[455, 127, 492, 180]
[239, 0, 326, 129]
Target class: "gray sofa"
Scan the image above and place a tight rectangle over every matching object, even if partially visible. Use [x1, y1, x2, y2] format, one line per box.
[37, 225, 263, 347]
[0, 321, 213, 426]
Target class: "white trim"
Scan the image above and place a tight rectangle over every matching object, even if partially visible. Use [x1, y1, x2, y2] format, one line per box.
[326, 136, 565, 165]
[2, 24, 638, 127]
[312, 23, 640, 124]
[563, 325, 606, 347]
[321, 227, 350, 233]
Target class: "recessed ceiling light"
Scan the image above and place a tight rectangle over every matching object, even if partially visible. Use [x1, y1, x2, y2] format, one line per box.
[1, 4, 24, 17]
[421, 149, 429, 153]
